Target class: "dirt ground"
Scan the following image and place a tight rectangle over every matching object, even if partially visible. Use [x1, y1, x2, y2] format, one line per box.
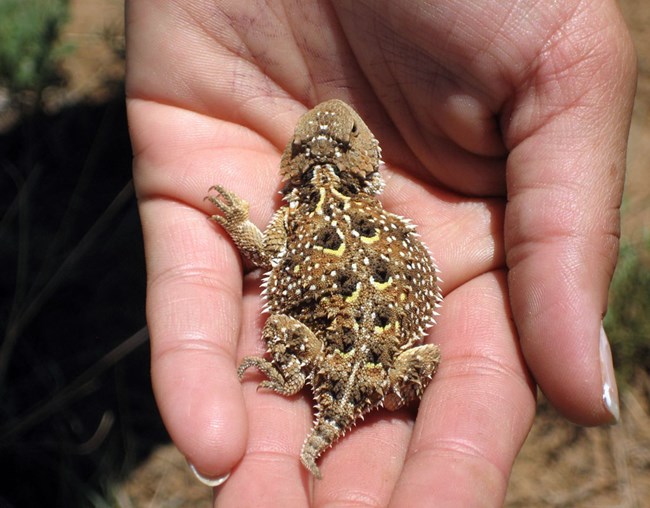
[61, 1, 650, 506]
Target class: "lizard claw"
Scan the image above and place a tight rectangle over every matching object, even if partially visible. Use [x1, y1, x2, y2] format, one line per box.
[205, 185, 250, 227]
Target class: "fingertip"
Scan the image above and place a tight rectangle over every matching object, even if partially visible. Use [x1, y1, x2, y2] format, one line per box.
[515, 295, 616, 426]
[152, 351, 248, 478]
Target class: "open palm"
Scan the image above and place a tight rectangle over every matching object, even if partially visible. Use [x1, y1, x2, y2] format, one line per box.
[126, 1, 635, 505]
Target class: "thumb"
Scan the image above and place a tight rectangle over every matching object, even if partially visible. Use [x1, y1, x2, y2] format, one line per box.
[503, 2, 635, 425]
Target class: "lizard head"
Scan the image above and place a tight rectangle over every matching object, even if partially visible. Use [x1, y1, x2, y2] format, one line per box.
[280, 99, 383, 195]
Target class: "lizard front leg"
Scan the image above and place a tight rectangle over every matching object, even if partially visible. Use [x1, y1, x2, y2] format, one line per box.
[206, 185, 279, 269]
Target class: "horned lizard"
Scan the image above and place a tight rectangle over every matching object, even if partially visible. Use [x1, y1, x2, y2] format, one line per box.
[206, 99, 441, 479]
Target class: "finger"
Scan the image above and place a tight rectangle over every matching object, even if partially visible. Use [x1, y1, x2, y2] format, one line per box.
[141, 195, 247, 478]
[503, 3, 635, 424]
[215, 385, 312, 507]
[312, 411, 413, 506]
[332, 1, 511, 197]
[216, 282, 313, 506]
[127, 102, 281, 478]
[390, 271, 535, 506]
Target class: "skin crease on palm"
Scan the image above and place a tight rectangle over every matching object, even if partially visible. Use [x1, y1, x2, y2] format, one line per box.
[125, 0, 636, 506]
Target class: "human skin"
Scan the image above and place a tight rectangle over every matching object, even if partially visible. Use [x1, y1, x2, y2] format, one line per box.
[126, 0, 636, 505]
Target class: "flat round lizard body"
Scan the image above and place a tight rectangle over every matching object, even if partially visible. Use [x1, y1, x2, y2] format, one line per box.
[206, 99, 441, 478]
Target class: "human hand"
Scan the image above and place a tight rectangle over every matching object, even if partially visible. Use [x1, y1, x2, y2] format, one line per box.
[126, 0, 635, 505]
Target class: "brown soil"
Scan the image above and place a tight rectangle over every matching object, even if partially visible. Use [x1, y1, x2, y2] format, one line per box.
[506, 376, 650, 507]
[56, 0, 124, 106]
[61, 1, 649, 505]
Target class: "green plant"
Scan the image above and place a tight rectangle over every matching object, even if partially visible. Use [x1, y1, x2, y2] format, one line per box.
[605, 238, 650, 383]
[0, 0, 72, 106]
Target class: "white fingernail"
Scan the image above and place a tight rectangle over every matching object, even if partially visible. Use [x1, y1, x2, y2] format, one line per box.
[188, 462, 230, 487]
[599, 323, 620, 423]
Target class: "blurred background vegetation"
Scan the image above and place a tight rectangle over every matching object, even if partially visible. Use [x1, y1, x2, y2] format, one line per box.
[0, 0, 72, 111]
[0, 1, 648, 507]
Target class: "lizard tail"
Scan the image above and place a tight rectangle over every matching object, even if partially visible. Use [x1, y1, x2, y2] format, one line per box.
[300, 418, 342, 479]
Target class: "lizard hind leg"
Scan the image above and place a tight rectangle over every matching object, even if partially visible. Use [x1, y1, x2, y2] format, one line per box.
[384, 344, 441, 411]
[238, 314, 322, 396]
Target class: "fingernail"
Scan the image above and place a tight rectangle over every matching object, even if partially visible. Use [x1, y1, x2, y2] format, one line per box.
[188, 461, 230, 487]
[599, 323, 620, 423]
